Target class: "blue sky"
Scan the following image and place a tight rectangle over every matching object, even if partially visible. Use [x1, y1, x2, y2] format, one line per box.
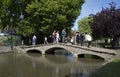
[72, 0, 120, 30]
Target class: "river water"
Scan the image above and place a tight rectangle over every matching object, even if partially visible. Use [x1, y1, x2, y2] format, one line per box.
[0, 51, 105, 77]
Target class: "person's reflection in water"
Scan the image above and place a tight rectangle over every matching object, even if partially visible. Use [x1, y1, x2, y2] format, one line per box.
[67, 53, 74, 62]
[65, 68, 89, 77]
[55, 67, 59, 77]
[32, 59, 36, 69]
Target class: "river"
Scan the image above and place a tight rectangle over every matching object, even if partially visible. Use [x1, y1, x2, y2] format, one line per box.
[0, 49, 105, 77]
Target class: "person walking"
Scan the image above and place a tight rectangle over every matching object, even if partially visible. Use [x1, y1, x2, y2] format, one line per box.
[85, 32, 92, 47]
[56, 31, 60, 44]
[79, 32, 84, 46]
[52, 30, 56, 44]
[61, 28, 66, 43]
[76, 32, 79, 45]
[32, 34, 37, 46]
[44, 36, 48, 44]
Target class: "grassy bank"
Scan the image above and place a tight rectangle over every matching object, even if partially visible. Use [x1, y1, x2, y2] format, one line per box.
[90, 56, 120, 77]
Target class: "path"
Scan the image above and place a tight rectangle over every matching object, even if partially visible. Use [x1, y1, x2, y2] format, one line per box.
[0, 46, 12, 53]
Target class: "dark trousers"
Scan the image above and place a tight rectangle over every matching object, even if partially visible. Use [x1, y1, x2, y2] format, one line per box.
[87, 41, 91, 47]
[62, 35, 65, 43]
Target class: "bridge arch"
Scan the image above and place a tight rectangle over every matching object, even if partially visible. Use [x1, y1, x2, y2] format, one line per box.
[77, 51, 108, 60]
[78, 53, 105, 60]
[45, 47, 73, 55]
[26, 49, 42, 54]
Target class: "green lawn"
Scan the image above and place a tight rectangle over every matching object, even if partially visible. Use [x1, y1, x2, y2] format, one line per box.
[90, 56, 120, 77]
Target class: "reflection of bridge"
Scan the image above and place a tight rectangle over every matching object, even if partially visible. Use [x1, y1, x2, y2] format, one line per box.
[17, 53, 104, 73]
[13, 44, 117, 61]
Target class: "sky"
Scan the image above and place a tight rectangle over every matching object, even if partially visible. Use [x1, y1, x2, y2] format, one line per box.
[72, 0, 120, 30]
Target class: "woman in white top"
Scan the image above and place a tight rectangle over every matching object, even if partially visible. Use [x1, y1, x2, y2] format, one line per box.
[44, 36, 48, 44]
[56, 31, 60, 44]
[32, 35, 37, 46]
[85, 33, 92, 47]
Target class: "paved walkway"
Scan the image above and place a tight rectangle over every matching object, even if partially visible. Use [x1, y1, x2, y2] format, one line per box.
[65, 43, 118, 55]
[0, 46, 12, 53]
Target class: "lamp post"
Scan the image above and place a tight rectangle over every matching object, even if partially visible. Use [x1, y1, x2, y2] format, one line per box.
[9, 16, 14, 49]
[10, 17, 13, 33]
[19, 12, 24, 46]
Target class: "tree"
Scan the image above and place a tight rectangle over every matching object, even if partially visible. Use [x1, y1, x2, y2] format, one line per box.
[89, 2, 120, 48]
[25, 0, 85, 36]
[0, 0, 85, 44]
[0, 0, 33, 35]
[78, 17, 92, 34]
[0, 0, 11, 29]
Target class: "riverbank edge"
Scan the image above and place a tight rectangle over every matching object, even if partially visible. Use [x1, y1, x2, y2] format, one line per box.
[0, 46, 12, 53]
[89, 49, 120, 77]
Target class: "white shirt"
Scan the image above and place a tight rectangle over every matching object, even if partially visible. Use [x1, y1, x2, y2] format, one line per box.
[33, 35, 36, 40]
[45, 37, 47, 41]
[56, 33, 59, 38]
[85, 34, 92, 41]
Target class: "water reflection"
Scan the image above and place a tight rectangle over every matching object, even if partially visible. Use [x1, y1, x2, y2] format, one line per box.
[45, 55, 72, 64]
[0, 52, 104, 77]
[27, 52, 42, 58]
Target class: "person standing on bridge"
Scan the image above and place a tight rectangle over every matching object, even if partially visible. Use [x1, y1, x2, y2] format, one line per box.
[56, 31, 60, 44]
[52, 30, 57, 44]
[61, 28, 66, 43]
[32, 34, 37, 46]
[44, 36, 48, 44]
[79, 32, 84, 46]
[85, 32, 92, 48]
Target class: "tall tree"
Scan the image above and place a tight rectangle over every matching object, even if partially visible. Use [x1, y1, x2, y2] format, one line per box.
[89, 2, 120, 48]
[0, 0, 11, 29]
[0, 0, 33, 36]
[0, 0, 85, 37]
[25, 0, 85, 35]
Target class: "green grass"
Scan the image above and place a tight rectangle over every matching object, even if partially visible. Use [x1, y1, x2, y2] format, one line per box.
[90, 56, 120, 77]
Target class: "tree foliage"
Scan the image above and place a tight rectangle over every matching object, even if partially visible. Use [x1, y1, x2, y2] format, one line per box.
[0, 0, 11, 28]
[78, 17, 92, 34]
[25, 0, 85, 35]
[0, 0, 33, 36]
[0, 0, 85, 37]
[89, 2, 120, 48]
[89, 2, 120, 39]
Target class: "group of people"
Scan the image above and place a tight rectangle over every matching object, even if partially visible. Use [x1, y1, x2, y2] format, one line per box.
[51, 28, 67, 44]
[32, 29, 92, 48]
[71, 31, 84, 45]
[70, 31, 92, 47]
[52, 30, 60, 44]
[32, 28, 67, 46]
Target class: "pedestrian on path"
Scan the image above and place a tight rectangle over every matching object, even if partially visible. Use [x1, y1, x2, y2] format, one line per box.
[44, 36, 48, 44]
[79, 32, 84, 46]
[61, 28, 66, 43]
[52, 30, 57, 44]
[32, 34, 37, 46]
[85, 32, 92, 47]
[56, 31, 60, 44]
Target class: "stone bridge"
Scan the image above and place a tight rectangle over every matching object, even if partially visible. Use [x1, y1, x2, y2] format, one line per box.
[13, 44, 117, 61]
